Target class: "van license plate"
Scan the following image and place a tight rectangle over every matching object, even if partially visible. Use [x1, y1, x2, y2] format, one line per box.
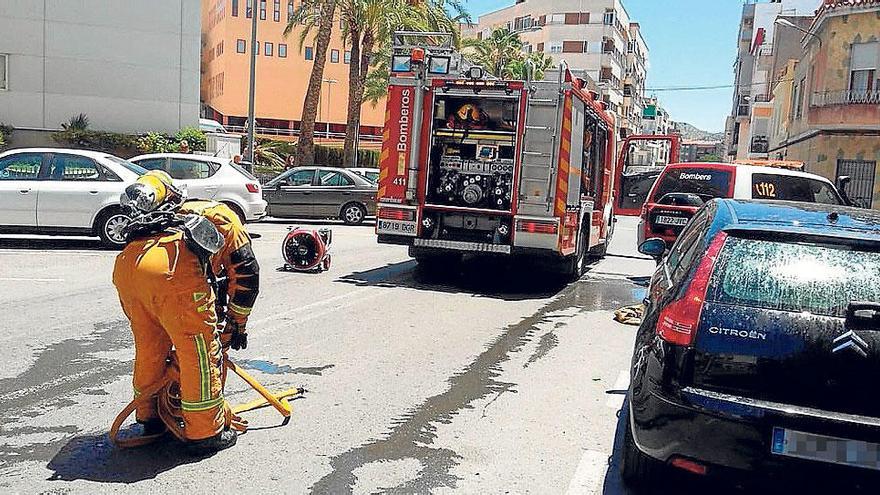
[655, 215, 689, 227]
[771, 427, 880, 471]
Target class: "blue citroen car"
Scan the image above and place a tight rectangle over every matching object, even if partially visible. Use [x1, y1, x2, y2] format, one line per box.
[625, 199, 880, 490]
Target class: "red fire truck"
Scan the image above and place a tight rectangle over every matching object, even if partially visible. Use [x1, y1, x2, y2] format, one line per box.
[375, 32, 617, 278]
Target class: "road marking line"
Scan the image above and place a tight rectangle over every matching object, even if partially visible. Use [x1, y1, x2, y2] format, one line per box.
[605, 370, 629, 410]
[0, 277, 65, 282]
[565, 449, 609, 495]
[251, 286, 374, 327]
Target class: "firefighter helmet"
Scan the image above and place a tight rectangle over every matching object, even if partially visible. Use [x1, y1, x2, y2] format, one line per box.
[122, 170, 185, 213]
[447, 103, 488, 129]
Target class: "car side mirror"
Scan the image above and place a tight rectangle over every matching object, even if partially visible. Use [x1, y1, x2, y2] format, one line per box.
[639, 238, 667, 263]
[836, 175, 853, 206]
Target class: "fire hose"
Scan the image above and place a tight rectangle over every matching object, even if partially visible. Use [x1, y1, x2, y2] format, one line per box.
[110, 352, 304, 448]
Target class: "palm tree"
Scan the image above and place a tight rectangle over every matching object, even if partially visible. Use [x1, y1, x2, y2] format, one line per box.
[463, 27, 524, 78]
[338, 0, 409, 166]
[285, 0, 338, 166]
[505, 52, 555, 81]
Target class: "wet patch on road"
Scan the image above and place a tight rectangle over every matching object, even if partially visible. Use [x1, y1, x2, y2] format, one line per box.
[523, 330, 559, 368]
[238, 360, 334, 376]
[308, 277, 642, 494]
[0, 320, 132, 468]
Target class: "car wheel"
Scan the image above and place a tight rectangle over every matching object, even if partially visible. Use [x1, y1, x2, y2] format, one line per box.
[97, 209, 130, 249]
[223, 202, 247, 224]
[620, 408, 665, 488]
[340, 203, 366, 225]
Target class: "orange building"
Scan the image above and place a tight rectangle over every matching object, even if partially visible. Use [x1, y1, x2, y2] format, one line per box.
[200, 0, 386, 141]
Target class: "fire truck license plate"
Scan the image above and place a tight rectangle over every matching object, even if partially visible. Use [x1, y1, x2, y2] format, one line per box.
[377, 220, 417, 236]
[655, 215, 689, 227]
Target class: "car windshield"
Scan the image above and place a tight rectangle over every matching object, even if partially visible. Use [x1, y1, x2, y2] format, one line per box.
[652, 167, 732, 203]
[751, 173, 842, 205]
[710, 236, 880, 317]
[104, 155, 148, 176]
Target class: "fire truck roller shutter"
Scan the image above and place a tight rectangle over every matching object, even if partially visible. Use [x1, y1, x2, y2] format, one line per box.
[567, 101, 586, 208]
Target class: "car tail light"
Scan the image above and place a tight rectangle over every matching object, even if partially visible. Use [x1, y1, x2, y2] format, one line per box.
[246, 183, 260, 193]
[516, 219, 558, 235]
[656, 232, 727, 346]
[670, 456, 708, 476]
[378, 207, 416, 222]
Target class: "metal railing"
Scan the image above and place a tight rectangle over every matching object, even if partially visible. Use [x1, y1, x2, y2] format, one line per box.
[811, 90, 880, 107]
[224, 125, 383, 142]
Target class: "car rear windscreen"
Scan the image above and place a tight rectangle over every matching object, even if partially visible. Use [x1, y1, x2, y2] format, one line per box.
[751, 173, 842, 205]
[709, 236, 880, 317]
[651, 168, 732, 203]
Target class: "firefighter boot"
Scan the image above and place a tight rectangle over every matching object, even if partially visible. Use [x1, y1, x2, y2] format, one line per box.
[186, 428, 237, 456]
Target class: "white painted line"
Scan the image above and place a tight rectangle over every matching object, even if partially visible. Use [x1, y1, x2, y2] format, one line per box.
[565, 449, 609, 495]
[605, 370, 630, 410]
[0, 277, 65, 282]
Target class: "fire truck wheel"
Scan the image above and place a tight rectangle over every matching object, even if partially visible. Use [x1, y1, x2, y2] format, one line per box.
[410, 247, 461, 273]
[562, 229, 587, 281]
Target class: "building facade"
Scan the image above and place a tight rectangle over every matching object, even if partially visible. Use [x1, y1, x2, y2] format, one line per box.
[769, 0, 880, 209]
[463, 0, 648, 137]
[723, 0, 822, 160]
[200, 0, 385, 141]
[0, 0, 200, 135]
[681, 140, 725, 163]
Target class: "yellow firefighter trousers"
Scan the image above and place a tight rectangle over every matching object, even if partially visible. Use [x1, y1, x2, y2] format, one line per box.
[113, 231, 225, 441]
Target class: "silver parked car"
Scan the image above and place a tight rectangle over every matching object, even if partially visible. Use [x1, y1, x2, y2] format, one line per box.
[263, 167, 377, 225]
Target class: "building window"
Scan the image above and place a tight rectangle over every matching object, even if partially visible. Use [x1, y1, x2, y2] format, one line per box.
[264, 42, 273, 56]
[796, 77, 805, 119]
[564, 13, 579, 25]
[849, 42, 879, 94]
[260, 0, 266, 20]
[330, 49, 340, 63]
[344, 50, 351, 64]
[603, 10, 615, 26]
[0, 54, 7, 90]
[549, 13, 565, 25]
[246, 0, 252, 18]
[562, 41, 586, 53]
[549, 42, 563, 54]
[232, 0, 239, 17]
[236, 39, 246, 53]
[288, 0, 294, 21]
[273, 0, 280, 21]
[537, 42, 544, 52]
[253, 39, 260, 55]
[305, 46, 314, 60]
[279, 43, 287, 58]
[837, 159, 877, 209]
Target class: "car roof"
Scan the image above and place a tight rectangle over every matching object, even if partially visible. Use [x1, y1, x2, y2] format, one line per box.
[132, 153, 228, 163]
[712, 199, 880, 243]
[0, 148, 119, 160]
[666, 162, 834, 183]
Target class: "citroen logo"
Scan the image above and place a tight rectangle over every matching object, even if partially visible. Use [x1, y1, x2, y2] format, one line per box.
[832, 330, 870, 357]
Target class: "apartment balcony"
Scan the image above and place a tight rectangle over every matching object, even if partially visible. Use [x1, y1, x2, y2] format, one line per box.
[811, 90, 880, 107]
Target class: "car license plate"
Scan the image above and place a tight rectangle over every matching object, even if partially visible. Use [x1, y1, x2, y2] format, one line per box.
[654, 215, 689, 227]
[771, 427, 880, 471]
[377, 219, 417, 237]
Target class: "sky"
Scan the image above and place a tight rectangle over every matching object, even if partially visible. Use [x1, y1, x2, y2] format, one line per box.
[467, 0, 745, 132]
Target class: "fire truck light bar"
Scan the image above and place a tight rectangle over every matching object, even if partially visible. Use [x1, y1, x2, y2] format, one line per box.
[414, 238, 512, 254]
[516, 219, 559, 235]
[378, 208, 416, 222]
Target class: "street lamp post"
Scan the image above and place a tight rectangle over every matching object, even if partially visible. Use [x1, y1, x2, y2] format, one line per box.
[775, 18, 822, 47]
[321, 78, 338, 139]
[245, 0, 258, 165]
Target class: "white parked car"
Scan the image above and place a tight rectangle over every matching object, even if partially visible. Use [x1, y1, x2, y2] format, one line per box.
[129, 153, 267, 223]
[199, 118, 228, 134]
[0, 148, 146, 247]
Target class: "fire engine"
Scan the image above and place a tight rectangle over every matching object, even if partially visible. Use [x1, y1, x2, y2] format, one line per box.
[375, 32, 617, 278]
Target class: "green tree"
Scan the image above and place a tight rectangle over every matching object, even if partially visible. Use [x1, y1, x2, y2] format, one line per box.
[505, 52, 555, 81]
[463, 27, 524, 78]
[285, 0, 338, 166]
[175, 126, 207, 152]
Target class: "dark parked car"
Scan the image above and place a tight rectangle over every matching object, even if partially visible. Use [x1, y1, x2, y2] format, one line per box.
[625, 199, 880, 490]
[263, 167, 377, 225]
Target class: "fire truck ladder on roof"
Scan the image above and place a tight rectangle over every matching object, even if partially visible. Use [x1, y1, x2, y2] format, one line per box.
[518, 61, 568, 217]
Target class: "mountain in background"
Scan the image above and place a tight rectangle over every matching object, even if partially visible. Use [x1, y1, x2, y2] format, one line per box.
[675, 122, 725, 142]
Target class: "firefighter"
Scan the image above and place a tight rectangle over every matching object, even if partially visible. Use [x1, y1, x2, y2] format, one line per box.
[112, 170, 259, 454]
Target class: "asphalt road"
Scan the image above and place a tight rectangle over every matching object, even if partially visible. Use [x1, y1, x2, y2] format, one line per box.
[0, 216, 659, 494]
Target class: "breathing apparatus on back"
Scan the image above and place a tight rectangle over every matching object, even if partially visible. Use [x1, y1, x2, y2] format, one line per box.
[120, 170, 224, 263]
